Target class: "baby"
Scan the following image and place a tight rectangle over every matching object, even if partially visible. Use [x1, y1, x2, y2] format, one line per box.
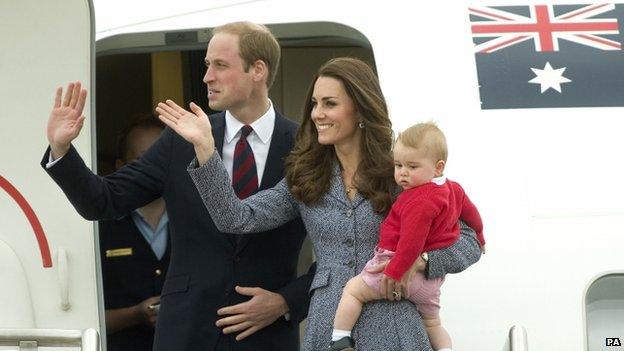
[329, 122, 485, 351]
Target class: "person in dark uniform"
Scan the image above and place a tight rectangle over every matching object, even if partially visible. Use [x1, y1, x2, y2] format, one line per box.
[99, 117, 168, 351]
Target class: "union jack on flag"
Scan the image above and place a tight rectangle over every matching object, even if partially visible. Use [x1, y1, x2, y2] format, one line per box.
[470, 4, 621, 52]
[470, 3, 624, 109]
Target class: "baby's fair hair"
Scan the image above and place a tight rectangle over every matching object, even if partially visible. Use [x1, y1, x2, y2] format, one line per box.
[397, 122, 448, 162]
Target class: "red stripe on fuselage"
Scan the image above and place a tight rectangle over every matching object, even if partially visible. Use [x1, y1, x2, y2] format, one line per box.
[0, 175, 52, 268]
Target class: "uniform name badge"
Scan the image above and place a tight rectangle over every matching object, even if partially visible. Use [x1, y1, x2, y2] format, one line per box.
[106, 248, 133, 257]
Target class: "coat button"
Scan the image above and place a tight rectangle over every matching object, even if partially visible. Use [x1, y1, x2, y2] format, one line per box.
[155, 269, 162, 276]
[233, 256, 240, 263]
[346, 209, 353, 217]
[346, 260, 355, 268]
[343, 238, 353, 247]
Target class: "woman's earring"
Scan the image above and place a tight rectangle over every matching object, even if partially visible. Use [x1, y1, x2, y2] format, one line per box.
[358, 121, 364, 129]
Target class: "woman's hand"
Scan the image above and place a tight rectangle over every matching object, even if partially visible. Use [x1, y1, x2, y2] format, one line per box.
[396, 254, 428, 299]
[381, 274, 402, 301]
[156, 100, 215, 165]
[367, 255, 427, 300]
[365, 260, 404, 301]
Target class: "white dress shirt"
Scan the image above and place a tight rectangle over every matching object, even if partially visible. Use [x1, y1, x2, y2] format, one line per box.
[222, 100, 275, 185]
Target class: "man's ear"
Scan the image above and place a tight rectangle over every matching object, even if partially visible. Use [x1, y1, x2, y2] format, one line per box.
[251, 60, 268, 83]
[435, 160, 446, 177]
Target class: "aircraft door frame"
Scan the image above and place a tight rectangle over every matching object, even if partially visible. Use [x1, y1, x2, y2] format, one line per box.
[0, 0, 105, 344]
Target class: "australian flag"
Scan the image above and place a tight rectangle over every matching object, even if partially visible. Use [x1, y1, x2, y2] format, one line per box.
[470, 4, 624, 109]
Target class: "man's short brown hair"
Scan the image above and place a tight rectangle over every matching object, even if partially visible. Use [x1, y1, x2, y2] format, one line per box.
[213, 22, 281, 89]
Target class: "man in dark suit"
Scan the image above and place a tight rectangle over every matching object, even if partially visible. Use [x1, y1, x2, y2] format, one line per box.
[43, 21, 313, 351]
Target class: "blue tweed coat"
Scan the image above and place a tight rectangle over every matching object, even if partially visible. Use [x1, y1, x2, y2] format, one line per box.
[188, 153, 481, 351]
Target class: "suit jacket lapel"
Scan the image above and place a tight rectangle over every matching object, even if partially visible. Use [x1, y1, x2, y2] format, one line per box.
[235, 111, 292, 255]
[259, 112, 292, 190]
[211, 112, 226, 157]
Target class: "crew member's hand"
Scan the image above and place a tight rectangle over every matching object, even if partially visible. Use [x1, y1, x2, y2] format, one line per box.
[47, 82, 87, 159]
[135, 296, 161, 328]
[156, 100, 215, 165]
[216, 286, 289, 341]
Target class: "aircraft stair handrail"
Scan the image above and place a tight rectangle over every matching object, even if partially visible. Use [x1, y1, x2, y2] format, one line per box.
[57, 247, 70, 311]
[508, 325, 528, 351]
[0, 328, 98, 351]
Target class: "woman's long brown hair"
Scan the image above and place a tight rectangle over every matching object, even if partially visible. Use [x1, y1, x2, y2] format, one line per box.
[284, 57, 396, 215]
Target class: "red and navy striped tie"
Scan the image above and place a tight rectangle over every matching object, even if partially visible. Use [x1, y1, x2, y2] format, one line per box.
[232, 125, 258, 199]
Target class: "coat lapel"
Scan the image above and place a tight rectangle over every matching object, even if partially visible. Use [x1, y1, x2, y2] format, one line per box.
[210, 112, 226, 158]
[327, 163, 366, 209]
[259, 112, 292, 190]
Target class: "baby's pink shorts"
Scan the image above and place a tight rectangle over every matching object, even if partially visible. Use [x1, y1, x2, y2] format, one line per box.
[360, 247, 445, 316]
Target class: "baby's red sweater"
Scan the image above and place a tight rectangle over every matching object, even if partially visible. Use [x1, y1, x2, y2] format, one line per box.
[379, 179, 484, 281]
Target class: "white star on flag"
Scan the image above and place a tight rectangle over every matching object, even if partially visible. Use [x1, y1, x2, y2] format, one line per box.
[528, 62, 572, 93]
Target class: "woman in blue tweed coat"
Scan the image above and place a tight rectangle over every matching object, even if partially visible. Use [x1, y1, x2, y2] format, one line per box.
[159, 58, 481, 350]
